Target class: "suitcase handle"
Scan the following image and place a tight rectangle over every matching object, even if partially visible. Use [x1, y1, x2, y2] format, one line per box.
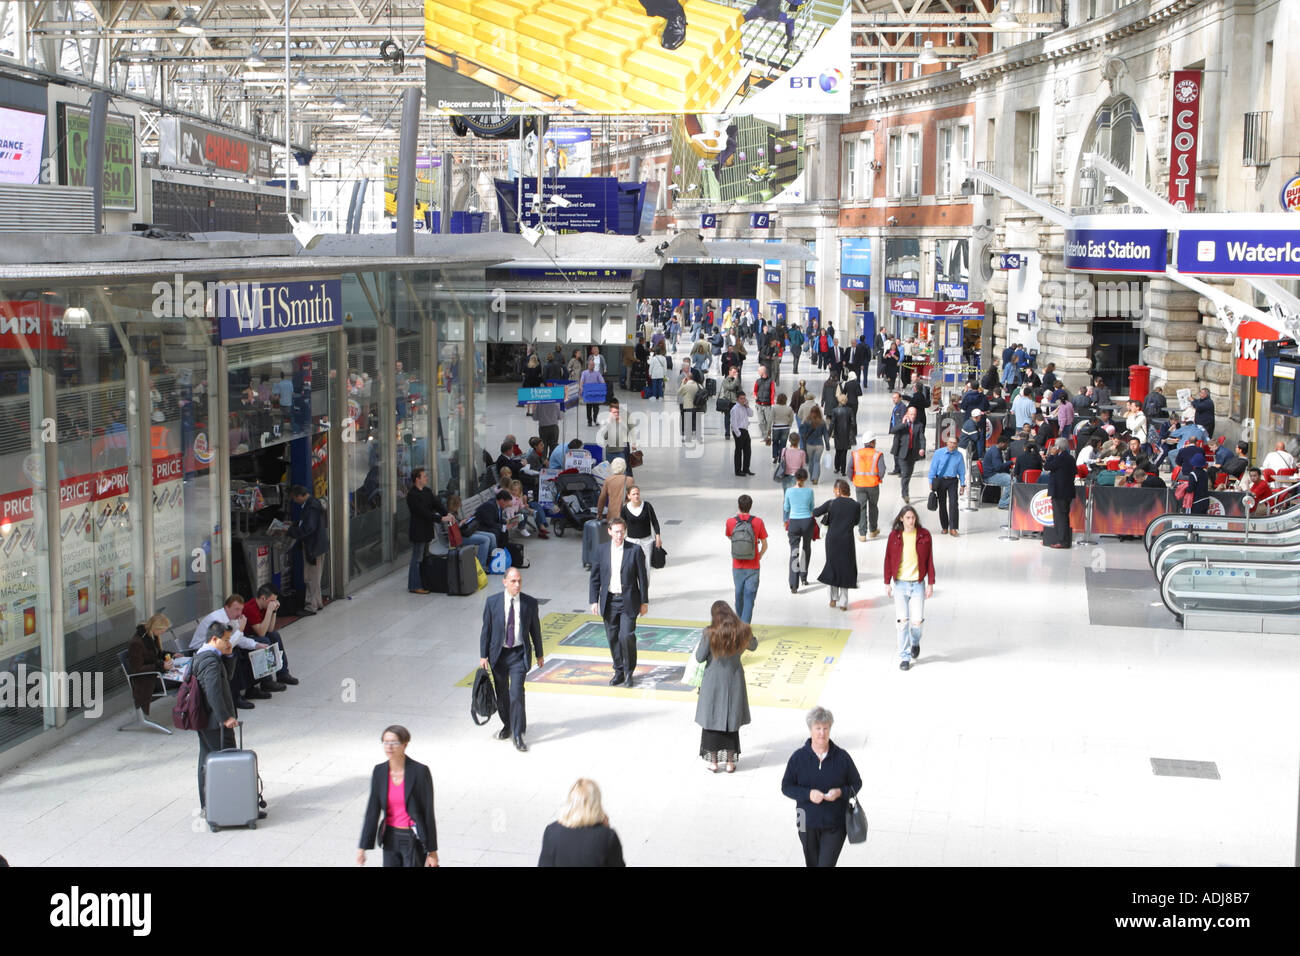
[221, 719, 245, 752]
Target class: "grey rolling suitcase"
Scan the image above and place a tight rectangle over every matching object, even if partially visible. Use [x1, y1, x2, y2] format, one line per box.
[582, 518, 608, 569]
[446, 543, 478, 596]
[205, 722, 261, 832]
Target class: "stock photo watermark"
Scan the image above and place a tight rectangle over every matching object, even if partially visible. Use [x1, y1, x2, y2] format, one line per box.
[0, 665, 103, 719]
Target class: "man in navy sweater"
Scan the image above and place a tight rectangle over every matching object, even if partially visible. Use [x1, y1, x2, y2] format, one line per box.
[781, 707, 862, 867]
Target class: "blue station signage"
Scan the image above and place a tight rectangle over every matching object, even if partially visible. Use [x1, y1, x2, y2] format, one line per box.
[1176, 229, 1300, 278]
[1064, 228, 1167, 273]
[215, 279, 343, 341]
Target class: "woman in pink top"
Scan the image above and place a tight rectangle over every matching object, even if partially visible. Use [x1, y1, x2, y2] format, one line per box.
[358, 725, 439, 867]
[779, 432, 806, 492]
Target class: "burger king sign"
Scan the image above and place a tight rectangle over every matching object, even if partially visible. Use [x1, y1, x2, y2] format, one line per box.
[1283, 173, 1300, 213]
[1029, 490, 1056, 526]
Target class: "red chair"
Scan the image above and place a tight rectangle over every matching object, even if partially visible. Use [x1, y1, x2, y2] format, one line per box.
[1262, 468, 1276, 482]
[1076, 464, 1089, 479]
[1278, 468, 1297, 477]
[1170, 466, 1181, 484]
[1068, 436, 1078, 451]
[1213, 472, 1229, 489]
[1106, 459, 1121, 470]
[1021, 469, 1042, 484]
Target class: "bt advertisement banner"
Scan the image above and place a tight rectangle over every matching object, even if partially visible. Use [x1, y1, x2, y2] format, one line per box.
[1176, 229, 1300, 278]
[423, 0, 850, 116]
[1063, 228, 1167, 273]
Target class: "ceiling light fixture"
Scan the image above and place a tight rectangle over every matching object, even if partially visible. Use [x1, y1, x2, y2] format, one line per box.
[175, 7, 204, 37]
[992, 1, 1019, 31]
[244, 47, 267, 68]
[292, 73, 311, 93]
[918, 40, 939, 65]
[359, 108, 374, 123]
[331, 95, 347, 109]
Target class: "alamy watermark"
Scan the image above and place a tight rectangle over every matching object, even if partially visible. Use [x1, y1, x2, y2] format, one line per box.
[0, 665, 104, 719]
[1040, 275, 1150, 327]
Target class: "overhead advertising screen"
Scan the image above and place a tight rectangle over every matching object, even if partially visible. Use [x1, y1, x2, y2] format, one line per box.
[668, 114, 805, 204]
[57, 103, 137, 210]
[0, 106, 45, 185]
[509, 127, 593, 178]
[424, 0, 850, 115]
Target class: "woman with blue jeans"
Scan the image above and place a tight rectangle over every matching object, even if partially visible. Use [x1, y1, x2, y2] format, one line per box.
[883, 505, 935, 672]
[783, 468, 814, 593]
[799, 404, 829, 485]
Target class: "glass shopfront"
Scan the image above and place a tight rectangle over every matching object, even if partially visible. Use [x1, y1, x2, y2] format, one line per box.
[0, 263, 489, 759]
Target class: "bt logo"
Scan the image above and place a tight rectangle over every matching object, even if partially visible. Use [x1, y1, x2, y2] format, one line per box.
[789, 69, 843, 93]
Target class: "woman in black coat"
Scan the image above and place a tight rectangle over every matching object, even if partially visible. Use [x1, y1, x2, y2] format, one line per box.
[128, 613, 174, 714]
[880, 347, 899, 391]
[829, 394, 857, 476]
[539, 779, 625, 867]
[814, 479, 861, 610]
[358, 725, 439, 867]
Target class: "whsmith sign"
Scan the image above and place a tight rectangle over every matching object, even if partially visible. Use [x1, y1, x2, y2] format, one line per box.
[151, 276, 342, 341]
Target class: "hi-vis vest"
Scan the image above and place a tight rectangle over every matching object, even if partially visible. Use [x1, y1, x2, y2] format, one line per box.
[852, 447, 884, 487]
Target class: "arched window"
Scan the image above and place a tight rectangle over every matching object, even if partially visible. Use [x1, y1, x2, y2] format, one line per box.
[1075, 96, 1149, 208]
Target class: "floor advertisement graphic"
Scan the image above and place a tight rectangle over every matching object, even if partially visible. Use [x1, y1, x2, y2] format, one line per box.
[457, 613, 849, 709]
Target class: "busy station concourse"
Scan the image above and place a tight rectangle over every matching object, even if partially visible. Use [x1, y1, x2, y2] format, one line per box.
[0, 0, 1297, 891]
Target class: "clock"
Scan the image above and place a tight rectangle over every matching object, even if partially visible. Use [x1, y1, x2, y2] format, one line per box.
[448, 115, 539, 139]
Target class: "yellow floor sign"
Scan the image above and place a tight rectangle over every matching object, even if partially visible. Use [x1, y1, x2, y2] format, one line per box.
[456, 613, 849, 709]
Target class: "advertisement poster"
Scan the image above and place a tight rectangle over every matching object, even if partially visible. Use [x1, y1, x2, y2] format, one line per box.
[668, 113, 805, 204]
[456, 613, 848, 709]
[424, 0, 850, 116]
[509, 128, 593, 179]
[0, 106, 46, 185]
[152, 454, 186, 602]
[57, 103, 137, 210]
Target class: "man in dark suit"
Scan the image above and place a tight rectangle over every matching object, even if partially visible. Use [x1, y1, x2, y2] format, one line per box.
[474, 490, 518, 549]
[588, 517, 650, 688]
[478, 568, 544, 752]
[1042, 438, 1077, 549]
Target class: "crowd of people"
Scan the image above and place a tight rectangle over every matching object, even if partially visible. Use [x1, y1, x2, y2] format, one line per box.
[174, 300, 1298, 867]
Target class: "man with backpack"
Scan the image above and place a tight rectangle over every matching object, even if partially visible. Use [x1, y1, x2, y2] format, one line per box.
[786, 324, 805, 374]
[725, 494, 769, 623]
[186, 622, 259, 818]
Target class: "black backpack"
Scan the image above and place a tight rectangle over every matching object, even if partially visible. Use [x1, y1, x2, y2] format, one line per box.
[471, 669, 497, 725]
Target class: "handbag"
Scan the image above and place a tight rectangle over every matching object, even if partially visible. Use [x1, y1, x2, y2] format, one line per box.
[447, 522, 464, 548]
[628, 449, 644, 468]
[683, 640, 707, 688]
[927, 489, 939, 512]
[812, 519, 821, 540]
[715, 397, 731, 413]
[650, 543, 667, 569]
[845, 786, 869, 844]
[772, 456, 786, 482]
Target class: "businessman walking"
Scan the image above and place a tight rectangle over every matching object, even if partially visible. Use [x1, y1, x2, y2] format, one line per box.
[479, 568, 544, 752]
[588, 517, 650, 688]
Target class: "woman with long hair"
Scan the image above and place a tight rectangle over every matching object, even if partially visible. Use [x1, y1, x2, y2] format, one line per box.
[522, 352, 543, 388]
[128, 612, 173, 715]
[783, 467, 814, 593]
[800, 404, 829, 484]
[693, 600, 758, 773]
[883, 504, 935, 671]
[539, 778, 625, 867]
[813, 479, 861, 610]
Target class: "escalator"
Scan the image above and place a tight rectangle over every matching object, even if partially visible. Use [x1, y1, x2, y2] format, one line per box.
[1144, 487, 1300, 562]
[1146, 496, 1300, 633]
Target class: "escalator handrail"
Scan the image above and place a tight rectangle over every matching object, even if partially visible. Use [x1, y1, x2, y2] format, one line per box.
[1153, 539, 1300, 585]
[1160, 557, 1300, 621]
[1260, 483, 1300, 513]
[1144, 499, 1300, 555]
[1148, 522, 1300, 572]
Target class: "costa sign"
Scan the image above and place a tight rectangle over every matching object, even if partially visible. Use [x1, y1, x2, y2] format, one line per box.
[1233, 319, 1282, 377]
[890, 297, 986, 317]
[158, 117, 274, 178]
[1167, 70, 1203, 212]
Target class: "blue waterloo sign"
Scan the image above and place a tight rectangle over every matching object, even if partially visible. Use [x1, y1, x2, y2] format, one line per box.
[839, 237, 872, 275]
[1176, 229, 1300, 277]
[1063, 228, 1167, 273]
[998, 254, 1023, 270]
[216, 279, 343, 341]
[805, 272, 816, 287]
[749, 212, 771, 228]
[700, 213, 718, 229]
[884, 276, 920, 295]
[841, 275, 868, 292]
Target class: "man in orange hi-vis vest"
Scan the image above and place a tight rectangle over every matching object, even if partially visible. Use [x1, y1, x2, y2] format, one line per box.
[849, 433, 886, 541]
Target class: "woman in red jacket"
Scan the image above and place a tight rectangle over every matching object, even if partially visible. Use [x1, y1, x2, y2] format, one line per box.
[883, 505, 935, 672]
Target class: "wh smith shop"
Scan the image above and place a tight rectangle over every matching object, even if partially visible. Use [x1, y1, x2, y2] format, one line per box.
[0, 239, 493, 759]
